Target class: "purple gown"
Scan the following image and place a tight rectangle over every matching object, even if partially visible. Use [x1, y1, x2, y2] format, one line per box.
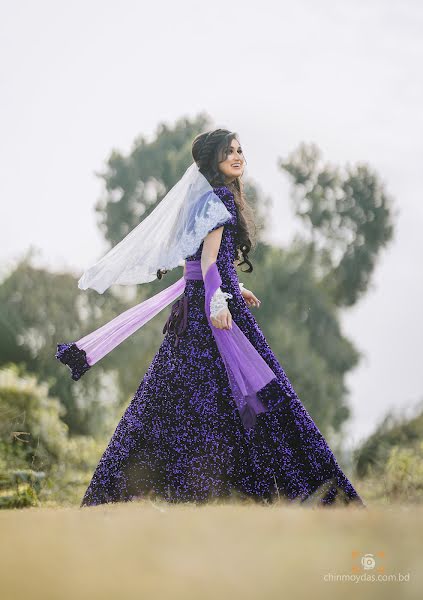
[79, 185, 365, 508]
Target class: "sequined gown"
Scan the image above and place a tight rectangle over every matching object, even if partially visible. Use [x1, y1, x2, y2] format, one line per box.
[80, 185, 365, 508]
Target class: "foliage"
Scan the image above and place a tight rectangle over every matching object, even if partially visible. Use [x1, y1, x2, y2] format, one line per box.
[0, 463, 45, 508]
[384, 442, 423, 502]
[280, 142, 395, 306]
[0, 365, 104, 508]
[353, 402, 423, 478]
[0, 364, 69, 470]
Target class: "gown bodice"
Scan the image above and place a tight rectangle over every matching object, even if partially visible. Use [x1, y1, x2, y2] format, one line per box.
[184, 186, 241, 297]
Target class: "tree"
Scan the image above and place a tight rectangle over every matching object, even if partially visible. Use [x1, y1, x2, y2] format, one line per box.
[279, 142, 395, 306]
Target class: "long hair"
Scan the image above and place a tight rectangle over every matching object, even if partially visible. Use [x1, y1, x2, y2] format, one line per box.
[191, 129, 257, 273]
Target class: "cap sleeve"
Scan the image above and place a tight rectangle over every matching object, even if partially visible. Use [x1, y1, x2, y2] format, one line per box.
[208, 221, 228, 234]
[184, 189, 233, 261]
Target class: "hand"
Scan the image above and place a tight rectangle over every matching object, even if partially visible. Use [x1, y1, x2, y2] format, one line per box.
[241, 288, 261, 308]
[211, 306, 233, 330]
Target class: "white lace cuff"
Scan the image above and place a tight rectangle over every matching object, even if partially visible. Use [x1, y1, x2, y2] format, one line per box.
[210, 287, 233, 319]
[239, 282, 245, 293]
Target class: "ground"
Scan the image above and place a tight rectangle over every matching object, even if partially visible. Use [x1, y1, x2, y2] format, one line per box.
[0, 499, 420, 600]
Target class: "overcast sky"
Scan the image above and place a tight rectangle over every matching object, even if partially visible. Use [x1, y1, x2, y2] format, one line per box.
[1, 0, 422, 449]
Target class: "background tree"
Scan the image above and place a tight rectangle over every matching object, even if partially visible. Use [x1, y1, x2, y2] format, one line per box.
[279, 142, 395, 306]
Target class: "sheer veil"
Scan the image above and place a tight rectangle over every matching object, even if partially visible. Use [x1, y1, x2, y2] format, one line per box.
[78, 161, 233, 294]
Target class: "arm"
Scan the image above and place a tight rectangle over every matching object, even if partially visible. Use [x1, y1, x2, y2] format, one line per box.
[238, 281, 261, 308]
[201, 226, 233, 330]
[233, 256, 260, 307]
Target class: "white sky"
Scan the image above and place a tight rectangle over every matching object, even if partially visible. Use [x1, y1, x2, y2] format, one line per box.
[1, 0, 422, 449]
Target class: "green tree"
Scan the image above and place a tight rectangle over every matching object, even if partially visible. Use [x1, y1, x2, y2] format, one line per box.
[279, 142, 395, 306]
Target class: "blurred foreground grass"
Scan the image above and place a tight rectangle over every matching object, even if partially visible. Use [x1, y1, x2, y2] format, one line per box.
[0, 499, 421, 600]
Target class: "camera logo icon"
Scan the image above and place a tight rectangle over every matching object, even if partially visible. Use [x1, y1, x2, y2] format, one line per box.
[361, 553, 376, 570]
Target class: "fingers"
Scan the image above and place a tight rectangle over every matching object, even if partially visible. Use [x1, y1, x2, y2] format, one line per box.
[247, 295, 261, 308]
[211, 315, 223, 329]
[220, 313, 232, 330]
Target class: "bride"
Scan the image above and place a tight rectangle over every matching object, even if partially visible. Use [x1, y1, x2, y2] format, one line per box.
[56, 128, 365, 508]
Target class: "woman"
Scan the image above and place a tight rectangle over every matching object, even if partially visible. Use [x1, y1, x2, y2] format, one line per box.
[57, 129, 365, 508]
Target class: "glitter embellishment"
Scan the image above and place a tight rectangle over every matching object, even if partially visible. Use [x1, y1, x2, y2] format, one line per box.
[55, 342, 91, 381]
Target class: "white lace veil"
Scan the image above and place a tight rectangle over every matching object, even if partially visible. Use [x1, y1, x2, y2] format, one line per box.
[78, 161, 233, 294]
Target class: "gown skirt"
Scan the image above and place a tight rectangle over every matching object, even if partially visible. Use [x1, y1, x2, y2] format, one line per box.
[77, 186, 365, 508]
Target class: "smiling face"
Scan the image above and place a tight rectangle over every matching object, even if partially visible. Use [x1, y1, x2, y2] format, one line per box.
[217, 138, 245, 184]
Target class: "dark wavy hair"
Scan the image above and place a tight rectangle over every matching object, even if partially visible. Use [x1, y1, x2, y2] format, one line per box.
[191, 128, 257, 273]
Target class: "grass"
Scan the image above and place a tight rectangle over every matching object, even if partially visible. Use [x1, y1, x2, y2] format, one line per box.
[0, 497, 421, 600]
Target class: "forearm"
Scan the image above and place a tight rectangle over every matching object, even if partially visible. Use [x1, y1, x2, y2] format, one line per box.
[201, 254, 216, 281]
[201, 227, 233, 327]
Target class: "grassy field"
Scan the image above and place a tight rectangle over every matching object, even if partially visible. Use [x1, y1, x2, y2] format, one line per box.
[0, 498, 421, 600]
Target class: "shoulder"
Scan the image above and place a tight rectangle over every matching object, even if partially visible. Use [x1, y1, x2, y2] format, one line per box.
[211, 185, 238, 226]
[212, 185, 234, 202]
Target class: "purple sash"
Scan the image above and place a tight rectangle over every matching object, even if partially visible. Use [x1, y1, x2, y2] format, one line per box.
[56, 260, 275, 430]
[201, 261, 275, 429]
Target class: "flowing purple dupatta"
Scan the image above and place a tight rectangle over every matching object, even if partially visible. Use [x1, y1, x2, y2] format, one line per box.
[201, 261, 276, 429]
[55, 276, 186, 381]
[56, 260, 276, 430]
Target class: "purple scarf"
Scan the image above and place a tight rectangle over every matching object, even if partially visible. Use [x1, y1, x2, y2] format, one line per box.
[56, 259, 276, 430]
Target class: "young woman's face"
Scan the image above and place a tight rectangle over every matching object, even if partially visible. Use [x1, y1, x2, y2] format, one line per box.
[218, 139, 245, 182]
